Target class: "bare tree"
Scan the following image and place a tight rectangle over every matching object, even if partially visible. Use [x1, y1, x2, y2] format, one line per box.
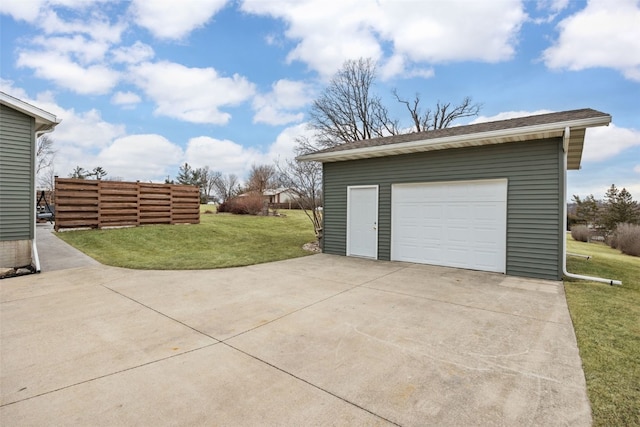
[277, 137, 324, 240]
[213, 173, 241, 202]
[201, 167, 222, 203]
[308, 58, 398, 149]
[393, 90, 482, 132]
[246, 164, 277, 193]
[36, 134, 56, 175]
[309, 57, 481, 148]
[38, 166, 57, 192]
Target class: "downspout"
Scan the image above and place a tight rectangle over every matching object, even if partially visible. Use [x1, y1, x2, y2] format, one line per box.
[562, 126, 622, 285]
[32, 128, 55, 273]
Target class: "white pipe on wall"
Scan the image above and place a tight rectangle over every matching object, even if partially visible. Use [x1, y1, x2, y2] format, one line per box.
[561, 126, 622, 286]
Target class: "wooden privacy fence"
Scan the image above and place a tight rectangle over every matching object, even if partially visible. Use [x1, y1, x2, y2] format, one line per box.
[54, 178, 200, 231]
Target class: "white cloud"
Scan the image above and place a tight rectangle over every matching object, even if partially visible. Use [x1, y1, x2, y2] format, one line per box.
[111, 41, 155, 64]
[97, 134, 183, 181]
[241, 0, 526, 78]
[31, 34, 110, 64]
[130, 0, 229, 40]
[582, 124, 640, 162]
[129, 61, 255, 124]
[111, 91, 141, 107]
[263, 122, 313, 164]
[635, 165, 640, 174]
[252, 79, 311, 125]
[543, 0, 640, 81]
[39, 8, 125, 43]
[184, 124, 312, 179]
[376, 1, 525, 64]
[7, 5, 124, 95]
[0, 0, 47, 22]
[379, 55, 435, 80]
[185, 136, 259, 176]
[52, 108, 126, 150]
[17, 50, 119, 95]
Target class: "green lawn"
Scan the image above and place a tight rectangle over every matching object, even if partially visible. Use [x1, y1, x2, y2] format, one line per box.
[564, 234, 640, 427]
[55, 207, 316, 269]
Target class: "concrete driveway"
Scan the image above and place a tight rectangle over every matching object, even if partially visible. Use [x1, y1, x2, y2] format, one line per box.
[1, 249, 591, 425]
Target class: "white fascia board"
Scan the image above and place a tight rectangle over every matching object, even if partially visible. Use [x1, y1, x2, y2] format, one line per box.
[298, 115, 611, 162]
[0, 92, 60, 130]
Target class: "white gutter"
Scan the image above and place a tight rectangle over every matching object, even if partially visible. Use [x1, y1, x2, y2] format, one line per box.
[299, 115, 611, 162]
[32, 127, 58, 273]
[562, 126, 622, 286]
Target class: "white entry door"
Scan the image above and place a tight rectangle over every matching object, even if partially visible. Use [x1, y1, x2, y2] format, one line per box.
[347, 185, 378, 259]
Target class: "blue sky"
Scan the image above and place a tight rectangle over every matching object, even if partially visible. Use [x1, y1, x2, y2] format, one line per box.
[1, 0, 639, 200]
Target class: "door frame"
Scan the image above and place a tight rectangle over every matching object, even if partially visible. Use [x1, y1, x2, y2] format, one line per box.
[346, 185, 379, 259]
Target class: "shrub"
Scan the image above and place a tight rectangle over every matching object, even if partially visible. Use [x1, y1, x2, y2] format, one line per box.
[571, 225, 590, 242]
[610, 223, 640, 256]
[217, 193, 266, 215]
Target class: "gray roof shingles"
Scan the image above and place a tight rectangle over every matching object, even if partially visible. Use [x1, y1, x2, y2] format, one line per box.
[309, 108, 609, 155]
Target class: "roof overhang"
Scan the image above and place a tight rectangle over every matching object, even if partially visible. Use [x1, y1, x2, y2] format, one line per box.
[297, 114, 611, 170]
[0, 91, 61, 133]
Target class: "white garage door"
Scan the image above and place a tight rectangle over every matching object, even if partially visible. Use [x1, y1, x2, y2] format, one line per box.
[392, 179, 507, 273]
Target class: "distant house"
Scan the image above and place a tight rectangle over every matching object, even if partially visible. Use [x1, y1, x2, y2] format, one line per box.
[263, 188, 297, 204]
[238, 188, 297, 204]
[298, 109, 610, 281]
[1, 92, 60, 274]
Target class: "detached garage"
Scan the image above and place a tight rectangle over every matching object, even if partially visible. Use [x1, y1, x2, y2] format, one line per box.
[298, 109, 611, 280]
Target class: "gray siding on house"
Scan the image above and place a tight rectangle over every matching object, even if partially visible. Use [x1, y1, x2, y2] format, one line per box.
[0, 104, 35, 241]
[322, 138, 564, 280]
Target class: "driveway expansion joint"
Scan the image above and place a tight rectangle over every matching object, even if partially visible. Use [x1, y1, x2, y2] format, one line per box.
[222, 264, 412, 342]
[0, 343, 219, 408]
[221, 342, 401, 427]
[100, 284, 221, 342]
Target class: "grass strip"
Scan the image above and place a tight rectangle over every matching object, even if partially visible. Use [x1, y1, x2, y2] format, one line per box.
[565, 235, 639, 427]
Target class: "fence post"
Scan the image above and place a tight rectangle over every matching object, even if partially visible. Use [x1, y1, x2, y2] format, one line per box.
[54, 176, 59, 231]
[136, 180, 141, 227]
[169, 185, 175, 225]
[97, 180, 103, 229]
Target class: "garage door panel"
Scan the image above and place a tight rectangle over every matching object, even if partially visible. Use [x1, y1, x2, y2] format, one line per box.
[474, 229, 499, 244]
[448, 226, 470, 243]
[473, 204, 501, 219]
[392, 179, 507, 273]
[446, 205, 469, 220]
[421, 204, 443, 220]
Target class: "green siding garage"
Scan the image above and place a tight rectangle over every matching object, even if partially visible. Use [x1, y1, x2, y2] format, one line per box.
[299, 109, 611, 281]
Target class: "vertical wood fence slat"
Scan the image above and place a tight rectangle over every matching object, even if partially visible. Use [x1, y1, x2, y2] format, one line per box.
[54, 178, 199, 230]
